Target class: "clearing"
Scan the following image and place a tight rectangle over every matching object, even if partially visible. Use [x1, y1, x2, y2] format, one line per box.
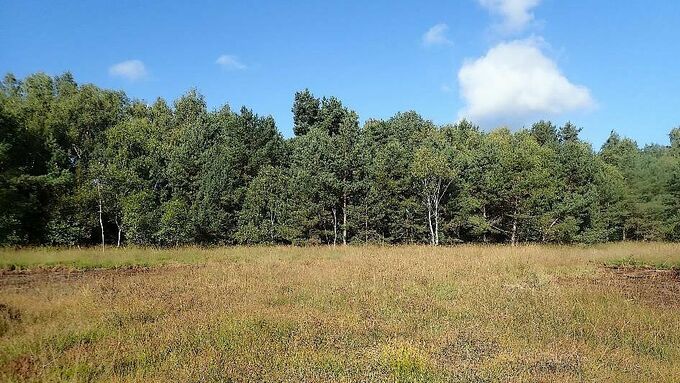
[1, 243, 679, 382]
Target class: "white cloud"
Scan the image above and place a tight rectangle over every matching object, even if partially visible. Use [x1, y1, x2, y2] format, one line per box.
[457, 39, 594, 127]
[423, 23, 453, 47]
[108, 60, 147, 81]
[216, 54, 246, 70]
[478, 0, 541, 33]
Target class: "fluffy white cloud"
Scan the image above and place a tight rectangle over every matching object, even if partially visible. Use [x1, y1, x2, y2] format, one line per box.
[422, 23, 453, 47]
[216, 54, 246, 70]
[457, 39, 594, 126]
[478, 0, 541, 33]
[108, 60, 147, 81]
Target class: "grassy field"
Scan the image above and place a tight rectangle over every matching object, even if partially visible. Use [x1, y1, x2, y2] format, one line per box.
[1, 243, 679, 382]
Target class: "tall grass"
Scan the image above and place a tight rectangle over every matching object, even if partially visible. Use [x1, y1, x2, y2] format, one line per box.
[1, 243, 679, 382]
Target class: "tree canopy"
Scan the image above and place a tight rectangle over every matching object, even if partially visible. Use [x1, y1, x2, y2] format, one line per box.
[1, 72, 678, 246]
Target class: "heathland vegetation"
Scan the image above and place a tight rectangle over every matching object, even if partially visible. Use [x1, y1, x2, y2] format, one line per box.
[1, 72, 679, 247]
[1, 243, 680, 381]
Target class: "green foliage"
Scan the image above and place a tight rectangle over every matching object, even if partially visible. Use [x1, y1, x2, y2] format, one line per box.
[236, 166, 291, 244]
[292, 89, 320, 136]
[1, 73, 678, 246]
[157, 198, 193, 246]
[121, 190, 160, 245]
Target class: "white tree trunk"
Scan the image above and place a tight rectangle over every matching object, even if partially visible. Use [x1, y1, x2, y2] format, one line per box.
[543, 218, 559, 243]
[332, 208, 338, 246]
[482, 205, 487, 243]
[511, 200, 518, 246]
[434, 204, 439, 246]
[115, 217, 122, 247]
[427, 195, 435, 246]
[342, 191, 347, 246]
[97, 183, 104, 252]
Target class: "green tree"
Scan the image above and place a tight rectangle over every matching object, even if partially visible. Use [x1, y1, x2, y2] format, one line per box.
[531, 120, 559, 147]
[411, 128, 456, 245]
[599, 132, 638, 239]
[333, 111, 361, 245]
[485, 129, 554, 245]
[292, 89, 320, 136]
[2, 71, 679, 247]
[236, 166, 291, 244]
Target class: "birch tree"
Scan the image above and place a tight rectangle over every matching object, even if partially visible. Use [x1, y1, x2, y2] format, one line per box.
[236, 166, 290, 244]
[411, 129, 456, 245]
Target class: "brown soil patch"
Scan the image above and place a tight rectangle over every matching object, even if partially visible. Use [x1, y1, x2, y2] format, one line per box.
[555, 266, 680, 308]
[0, 266, 157, 289]
[600, 266, 680, 308]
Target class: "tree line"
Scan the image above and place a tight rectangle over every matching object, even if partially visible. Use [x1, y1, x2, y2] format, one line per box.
[1, 72, 679, 246]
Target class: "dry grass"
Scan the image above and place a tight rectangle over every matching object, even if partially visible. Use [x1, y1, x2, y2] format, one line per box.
[1, 243, 680, 382]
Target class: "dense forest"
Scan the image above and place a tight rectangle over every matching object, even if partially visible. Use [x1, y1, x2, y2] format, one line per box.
[1, 72, 678, 247]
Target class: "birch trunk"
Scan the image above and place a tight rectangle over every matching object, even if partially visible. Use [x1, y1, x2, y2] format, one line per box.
[543, 218, 559, 243]
[434, 198, 440, 246]
[482, 205, 487, 243]
[510, 200, 518, 246]
[332, 208, 338, 246]
[97, 183, 104, 252]
[115, 217, 122, 247]
[427, 195, 435, 246]
[342, 191, 347, 246]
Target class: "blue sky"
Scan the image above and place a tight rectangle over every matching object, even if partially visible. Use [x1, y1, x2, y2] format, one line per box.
[1, 0, 679, 148]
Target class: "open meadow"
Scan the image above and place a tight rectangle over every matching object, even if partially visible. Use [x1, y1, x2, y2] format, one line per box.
[1, 243, 680, 382]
